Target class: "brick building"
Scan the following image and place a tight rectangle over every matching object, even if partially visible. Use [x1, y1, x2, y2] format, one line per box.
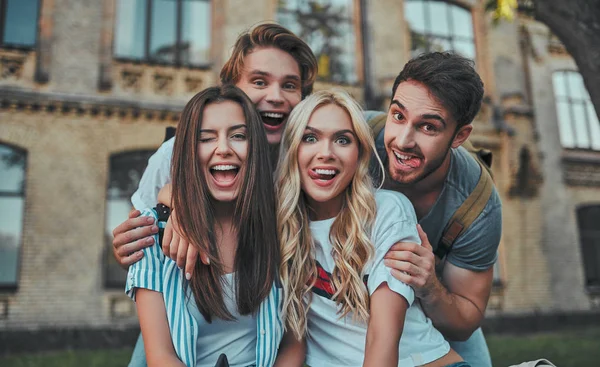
[0, 0, 599, 333]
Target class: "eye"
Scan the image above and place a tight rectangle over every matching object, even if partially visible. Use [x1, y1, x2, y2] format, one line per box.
[252, 79, 266, 87]
[283, 82, 298, 90]
[392, 112, 404, 121]
[335, 136, 351, 145]
[199, 137, 215, 143]
[231, 132, 247, 140]
[302, 134, 317, 143]
[422, 123, 438, 133]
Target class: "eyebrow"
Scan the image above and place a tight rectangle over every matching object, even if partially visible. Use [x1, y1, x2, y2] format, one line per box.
[200, 124, 247, 133]
[390, 99, 447, 127]
[248, 69, 301, 82]
[305, 126, 357, 137]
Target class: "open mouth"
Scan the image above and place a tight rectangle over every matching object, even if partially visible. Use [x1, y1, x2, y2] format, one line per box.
[393, 151, 423, 169]
[210, 164, 240, 184]
[260, 112, 286, 128]
[308, 168, 339, 183]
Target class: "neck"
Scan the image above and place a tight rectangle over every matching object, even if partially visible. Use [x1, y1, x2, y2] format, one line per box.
[306, 195, 343, 221]
[212, 199, 236, 220]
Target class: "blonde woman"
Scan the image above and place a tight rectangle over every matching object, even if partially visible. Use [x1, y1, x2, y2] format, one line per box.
[275, 89, 468, 367]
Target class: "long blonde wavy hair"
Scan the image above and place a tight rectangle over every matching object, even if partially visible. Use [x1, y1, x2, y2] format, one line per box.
[276, 89, 384, 339]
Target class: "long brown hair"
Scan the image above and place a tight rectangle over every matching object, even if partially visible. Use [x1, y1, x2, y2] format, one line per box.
[171, 85, 279, 322]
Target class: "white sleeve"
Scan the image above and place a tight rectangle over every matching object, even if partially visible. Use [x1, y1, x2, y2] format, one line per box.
[131, 137, 175, 210]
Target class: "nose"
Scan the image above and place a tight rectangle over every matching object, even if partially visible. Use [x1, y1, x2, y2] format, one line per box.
[316, 140, 334, 160]
[395, 124, 416, 150]
[266, 85, 284, 106]
[215, 136, 232, 156]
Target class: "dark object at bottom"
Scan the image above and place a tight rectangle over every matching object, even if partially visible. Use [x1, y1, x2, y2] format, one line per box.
[215, 354, 229, 367]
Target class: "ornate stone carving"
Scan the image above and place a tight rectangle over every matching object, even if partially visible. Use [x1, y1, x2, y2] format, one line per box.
[185, 76, 203, 93]
[153, 73, 174, 95]
[1, 53, 27, 80]
[120, 69, 143, 92]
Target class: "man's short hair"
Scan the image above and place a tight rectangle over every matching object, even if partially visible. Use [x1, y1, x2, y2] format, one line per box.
[220, 23, 318, 98]
[392, 52, 484, 129]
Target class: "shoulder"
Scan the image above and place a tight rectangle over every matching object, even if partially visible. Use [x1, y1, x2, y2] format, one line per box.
[446, 147, 499, 208]
[446, 147, 481, 196]
[374, 189, 417, 225]
[154, 136, 175, 160]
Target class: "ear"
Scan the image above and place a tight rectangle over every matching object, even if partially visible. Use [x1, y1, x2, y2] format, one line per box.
[451, 124, 473, 149]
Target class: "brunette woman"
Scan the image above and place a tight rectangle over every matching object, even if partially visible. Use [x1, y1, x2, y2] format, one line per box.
[126, 85, 282, 367]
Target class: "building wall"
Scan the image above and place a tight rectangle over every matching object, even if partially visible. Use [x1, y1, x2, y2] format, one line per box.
[523, 19, 598, 311]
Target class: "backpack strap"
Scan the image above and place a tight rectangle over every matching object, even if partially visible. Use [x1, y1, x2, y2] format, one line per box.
[434, 159, 494, 259]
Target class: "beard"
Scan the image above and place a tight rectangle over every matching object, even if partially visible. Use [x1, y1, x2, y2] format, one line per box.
[385, 138, 454, 188]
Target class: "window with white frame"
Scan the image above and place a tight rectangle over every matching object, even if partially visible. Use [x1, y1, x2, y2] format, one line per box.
[0, 142, 26, 289]
[404, 0, 475, 60]
[277, 0, 359, 84]
[552, 71, 600, 150]
[104, 150, 154, 288]
[113, 0, 211, 67]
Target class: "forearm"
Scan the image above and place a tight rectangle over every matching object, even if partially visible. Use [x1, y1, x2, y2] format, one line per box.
[363, 283, 406, 367]
[147, 354, 187, 367]
[136, 289, 184, 367]
[363, 329, 401, 367]
[274, 331, 305, 367]
[420, 278, 484, 341]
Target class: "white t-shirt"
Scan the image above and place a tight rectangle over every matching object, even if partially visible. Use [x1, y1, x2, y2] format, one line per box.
[187, 273, 257, 367]
[306, 190, 450, 367]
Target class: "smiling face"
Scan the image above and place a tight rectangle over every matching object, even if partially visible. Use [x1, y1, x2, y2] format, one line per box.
[198, 100, 248, 202]
[297, 103, 359, 219]
[384, 80, 472, 187]
[236, 47, 302, 145]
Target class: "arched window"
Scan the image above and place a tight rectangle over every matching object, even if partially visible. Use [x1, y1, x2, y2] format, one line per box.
[277, 0, 359, 84]
[552, 71, 600, 150]
[113, 0, 211, 67]
[404, 0, 475, 60]
[577, 205, 600, 291]
[104, 150, 155, 288]
[0, 143, 27, 289]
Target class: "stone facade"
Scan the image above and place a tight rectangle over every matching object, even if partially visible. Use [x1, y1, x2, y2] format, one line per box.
[0, 0, 598, 332]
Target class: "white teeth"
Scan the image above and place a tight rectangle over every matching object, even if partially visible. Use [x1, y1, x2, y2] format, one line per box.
[211, 164, 238, 171]
[261, 112, 284, 118]
[315, 169, 336, 175]
[394, 152, 412, 160]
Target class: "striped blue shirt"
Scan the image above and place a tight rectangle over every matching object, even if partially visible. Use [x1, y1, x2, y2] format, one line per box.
[126, 208, 284, 367]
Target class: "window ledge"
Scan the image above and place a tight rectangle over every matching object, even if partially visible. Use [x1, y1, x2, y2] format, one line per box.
[562, 149, 600, 187]
[562, 149, 600, 165]
[113, 57, 212, 71]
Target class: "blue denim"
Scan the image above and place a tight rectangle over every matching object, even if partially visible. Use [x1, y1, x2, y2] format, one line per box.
[445, 363, 472, 367]
[128, 333, 147, 367]
[449, 328, 493, 367]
